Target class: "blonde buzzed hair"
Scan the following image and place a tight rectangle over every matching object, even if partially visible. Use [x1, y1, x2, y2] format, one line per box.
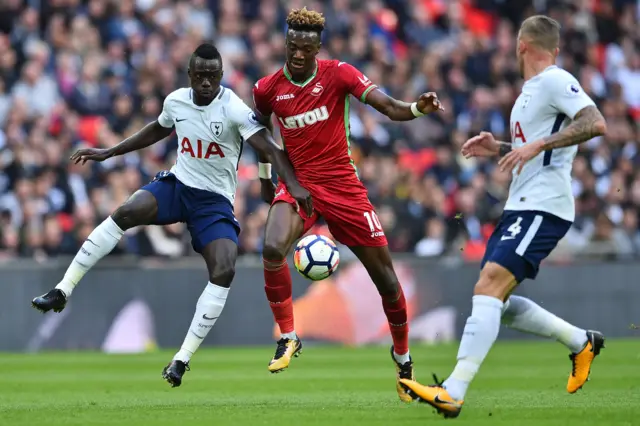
[286, 7, 325, 34]
[519, 15, 561, 52]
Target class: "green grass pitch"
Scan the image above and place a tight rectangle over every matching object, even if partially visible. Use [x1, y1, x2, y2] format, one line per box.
[1, 339, 639, 425]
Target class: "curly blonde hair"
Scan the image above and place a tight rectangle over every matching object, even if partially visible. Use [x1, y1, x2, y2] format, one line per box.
[286, 7, 325, 34]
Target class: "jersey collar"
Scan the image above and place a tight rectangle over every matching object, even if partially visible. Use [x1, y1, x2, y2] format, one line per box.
[283, 60, 318, 88]
[189, 87, 226, 110]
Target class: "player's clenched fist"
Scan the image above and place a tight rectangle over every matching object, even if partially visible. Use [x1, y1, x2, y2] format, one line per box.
[289, 184, 313, 218]
[70, 148, 114, 165]
[416, 92, 445, 114]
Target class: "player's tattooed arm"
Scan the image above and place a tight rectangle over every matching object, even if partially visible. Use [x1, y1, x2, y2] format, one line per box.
[364, 90, 443, 121]
[499, 106, 606, 174]
[498, 142, 512, 156]
[110, 121, 174, 156]
[541, 106, 607, 150]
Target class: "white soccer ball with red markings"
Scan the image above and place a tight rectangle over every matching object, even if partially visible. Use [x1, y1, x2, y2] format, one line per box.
[293, 234, 340, 281]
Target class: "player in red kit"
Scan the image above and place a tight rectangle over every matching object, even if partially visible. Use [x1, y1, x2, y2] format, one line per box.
[252, 8, 443, 402]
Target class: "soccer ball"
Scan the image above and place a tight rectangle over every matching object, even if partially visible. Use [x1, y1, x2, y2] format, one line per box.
[293, 234, 340, 281]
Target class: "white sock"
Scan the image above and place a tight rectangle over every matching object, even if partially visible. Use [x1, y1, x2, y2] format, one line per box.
[56, 217, 124, 298]
[502, 295, 588, 353]
[281, 331, 298, 340]
[394, 351, 411, 365]
[443, 295, 503, 401]
[173, 282, 229, 363]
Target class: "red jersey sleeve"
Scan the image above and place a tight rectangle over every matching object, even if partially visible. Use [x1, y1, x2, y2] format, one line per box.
[252, 79, 272, 117]
[336, 62, 378, 103]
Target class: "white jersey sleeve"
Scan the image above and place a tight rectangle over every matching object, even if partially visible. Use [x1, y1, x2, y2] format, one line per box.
[545, 70, 596, 119]
[157, 93, 176, 128]
[227, 92, 265, 141]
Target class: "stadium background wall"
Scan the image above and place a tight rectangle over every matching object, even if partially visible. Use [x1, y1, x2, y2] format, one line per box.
[1, 257, 637, 352]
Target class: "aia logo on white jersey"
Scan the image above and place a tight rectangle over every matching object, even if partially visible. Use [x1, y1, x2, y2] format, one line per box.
[180, 137, 225, 159]
[310, 82, 324, 96]
[278, 106, 329, 129]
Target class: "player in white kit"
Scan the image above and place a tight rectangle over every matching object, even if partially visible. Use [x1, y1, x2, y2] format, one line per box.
[399, 16, 608, 418]
[31, 44, 311, 387]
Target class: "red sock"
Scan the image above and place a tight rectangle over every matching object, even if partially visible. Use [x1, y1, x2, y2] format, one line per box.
[381, 285, 409, 355]
[263, 258, 295, 335]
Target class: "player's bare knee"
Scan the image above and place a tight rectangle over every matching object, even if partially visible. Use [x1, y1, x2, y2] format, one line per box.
[379, 281, 401, 302]
[375, 275, 400, 298]
[262, 241, 289, 262]
[111, 205, 137, 230]
[475, 262, 515, 299]
[209, 263, 235, 287]
[112, 191, 156, 230]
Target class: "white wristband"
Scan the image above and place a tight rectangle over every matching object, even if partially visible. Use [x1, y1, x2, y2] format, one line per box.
[411, 102, 425, 118]
[258, 162, 272, 179]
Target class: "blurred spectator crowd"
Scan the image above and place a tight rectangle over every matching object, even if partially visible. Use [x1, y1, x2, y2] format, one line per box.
[0, 0, 639, 261]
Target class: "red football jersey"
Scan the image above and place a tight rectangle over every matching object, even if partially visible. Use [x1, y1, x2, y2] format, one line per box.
[253, 59, 378, 185]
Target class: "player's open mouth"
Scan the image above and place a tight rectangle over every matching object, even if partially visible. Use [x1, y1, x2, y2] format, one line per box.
[290, 62, 305, 69]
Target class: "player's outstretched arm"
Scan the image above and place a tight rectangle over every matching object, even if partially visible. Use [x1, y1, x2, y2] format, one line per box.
[70, 121, 173, 164]
[109, 121, 174, 156]
[365, 90, 444, 121]
[539, 106, 607, 150]
[246, 129, 313, 216]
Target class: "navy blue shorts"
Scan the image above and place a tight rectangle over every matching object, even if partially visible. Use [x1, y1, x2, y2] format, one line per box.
[141, 171, 240, 253]
[481, 210, 572, 283]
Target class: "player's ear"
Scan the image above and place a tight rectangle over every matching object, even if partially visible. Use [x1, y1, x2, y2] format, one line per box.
[553, 46, 559, 57]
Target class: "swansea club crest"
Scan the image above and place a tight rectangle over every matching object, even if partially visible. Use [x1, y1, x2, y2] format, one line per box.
[210, 121, 223, 138]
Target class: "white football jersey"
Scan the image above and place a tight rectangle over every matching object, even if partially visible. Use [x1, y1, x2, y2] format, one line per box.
[505, 66, 596, 222]
[157, 87, 265, 204]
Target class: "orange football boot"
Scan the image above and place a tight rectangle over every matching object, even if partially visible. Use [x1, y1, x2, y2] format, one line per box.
[399, 375, 463, 418]
[567, 330, 605, 393]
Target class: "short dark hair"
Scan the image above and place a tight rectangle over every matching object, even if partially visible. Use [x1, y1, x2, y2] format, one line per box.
[519, 15, 561, 52]
[286, 7, 325, 36]
[189, 43, 222, 67]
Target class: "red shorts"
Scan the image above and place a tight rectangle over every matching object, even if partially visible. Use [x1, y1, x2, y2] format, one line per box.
[273, 180, 388, 247]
